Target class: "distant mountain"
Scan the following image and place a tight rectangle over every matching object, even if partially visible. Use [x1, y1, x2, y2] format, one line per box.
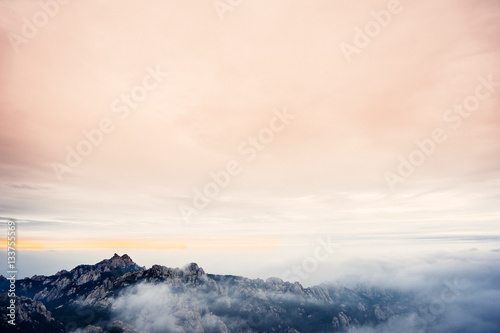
[0, 254, 419, 333]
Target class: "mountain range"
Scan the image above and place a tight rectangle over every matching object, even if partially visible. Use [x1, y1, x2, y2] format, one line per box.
[0, 254, 423, 333]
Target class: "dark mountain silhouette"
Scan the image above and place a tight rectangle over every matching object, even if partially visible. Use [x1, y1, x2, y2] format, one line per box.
[0, 254, 419, 333]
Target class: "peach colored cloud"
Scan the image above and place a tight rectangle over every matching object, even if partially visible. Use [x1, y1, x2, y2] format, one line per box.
[0, 0, 499, 244]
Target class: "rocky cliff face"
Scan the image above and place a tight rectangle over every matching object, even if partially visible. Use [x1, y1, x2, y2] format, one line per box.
[0, 254, 419, 333]
[0, 293, 65, 333]
[16, 253, 144, 306]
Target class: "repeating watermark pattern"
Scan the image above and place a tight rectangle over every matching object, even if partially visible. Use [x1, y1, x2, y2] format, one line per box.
[6, 218, 17, 326]
[410, 278, 470, 331]
[213, 0, 245, 21]
[340, 0, 405, 64]
[385, 74, 498, 192]
[7, 0, 72, 54]
[179, 107, 295, 223]
[52, 65, 168, 182]
[280, 236, 337, 283]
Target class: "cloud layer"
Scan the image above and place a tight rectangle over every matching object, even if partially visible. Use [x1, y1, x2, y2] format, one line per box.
[106, 252, 500, 332]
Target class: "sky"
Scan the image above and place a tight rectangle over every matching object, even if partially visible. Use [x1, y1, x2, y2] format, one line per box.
[0, 0, 500, 283]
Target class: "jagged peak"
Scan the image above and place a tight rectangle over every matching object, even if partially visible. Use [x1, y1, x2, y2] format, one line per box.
[96, 253, 142, 270]
[184, 262, 200, 270]
[63, 254, 144, 277]
[183, 262, 205, 273]
[103, 253, 135, 265]
[266, 277, 284, 284]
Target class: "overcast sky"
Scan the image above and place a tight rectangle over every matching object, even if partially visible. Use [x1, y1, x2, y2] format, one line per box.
[0, 0, 499, 279]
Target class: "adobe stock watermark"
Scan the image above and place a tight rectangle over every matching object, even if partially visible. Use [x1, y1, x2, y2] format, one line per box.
[410, 278, 470, 331]
[52, 65, 168, 182]
[384, 74, 498, 192]
[5, 218, 17, 326]
[340, 0, 405, 64]
[213, 0, 244, 21]
[280, 236, 337, 283]
[179, 107, 295, 223]
[7, 0, 72, 54]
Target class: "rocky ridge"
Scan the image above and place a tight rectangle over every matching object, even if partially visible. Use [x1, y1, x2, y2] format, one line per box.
[0, 254, 418, 333]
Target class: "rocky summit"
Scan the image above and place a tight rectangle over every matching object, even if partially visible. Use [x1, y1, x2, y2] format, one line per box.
[0, 254, 420, 333]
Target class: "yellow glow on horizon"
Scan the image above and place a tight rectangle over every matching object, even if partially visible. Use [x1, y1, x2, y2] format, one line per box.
[0, 239, 46, 250]
[0, 237, 279, 250]
[0, 239, 187, 250]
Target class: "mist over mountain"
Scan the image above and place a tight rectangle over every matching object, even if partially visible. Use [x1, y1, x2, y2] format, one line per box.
[1, 253, 499, 333]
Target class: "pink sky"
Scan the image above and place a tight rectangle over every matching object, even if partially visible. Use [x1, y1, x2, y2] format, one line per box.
[1, 0, 500, 278]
